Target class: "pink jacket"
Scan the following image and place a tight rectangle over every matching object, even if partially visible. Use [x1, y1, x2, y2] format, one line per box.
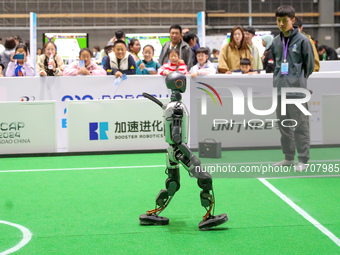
[63, 61, 106, 76]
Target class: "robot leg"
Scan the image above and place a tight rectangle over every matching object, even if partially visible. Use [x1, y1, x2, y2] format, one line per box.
[139, 149, 180, 225]
[176, 143, 229, 230]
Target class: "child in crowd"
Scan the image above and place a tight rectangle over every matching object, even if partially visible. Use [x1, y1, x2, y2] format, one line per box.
[232, 58, 260, 74]
[103, 40, 136, 78]
[37, 41, 64, 76]
[158, 49, 187, 76]
[6, 44, 34, 77]
[128, 38, 141, 62]
[0, 64, 4, 77]
[63, 48, 106, 76]
[101, 45, 113, 66]
[189, 47, 216, 78]
[136, 45, 161, 75]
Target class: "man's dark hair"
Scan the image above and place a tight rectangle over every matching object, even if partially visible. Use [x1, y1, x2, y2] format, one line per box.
[317, 45, 326, 52]
[115, 30, 125, 40]
[182, 32, 196, 44]
[245, 27, 255, 35]
[169, 24, 182, 34]
[240, 58, 251, 66]
[196, 47, 209, 55]
[275, 5, 295, 19]
[294, 17, 302, 29]
[113, 40, 127, 48]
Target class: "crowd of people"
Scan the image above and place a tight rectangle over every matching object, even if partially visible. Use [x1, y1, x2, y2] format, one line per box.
[0, 21, 339, 78]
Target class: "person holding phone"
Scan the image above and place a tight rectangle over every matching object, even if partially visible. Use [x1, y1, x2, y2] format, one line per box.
[37, 41, 64, 76]
[6, 44, 34, 77]
[136, 45, 161, 75]
[63, 48, 106, 76]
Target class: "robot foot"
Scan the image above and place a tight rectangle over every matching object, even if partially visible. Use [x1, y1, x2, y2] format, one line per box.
[139, 214, 169, 226]
[198, 213, 228, 231]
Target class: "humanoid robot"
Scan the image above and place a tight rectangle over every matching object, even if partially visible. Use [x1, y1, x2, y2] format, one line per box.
[139, 72, 228, 230]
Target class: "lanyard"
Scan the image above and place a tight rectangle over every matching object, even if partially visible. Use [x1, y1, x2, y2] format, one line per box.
[282, 37, 290, 62]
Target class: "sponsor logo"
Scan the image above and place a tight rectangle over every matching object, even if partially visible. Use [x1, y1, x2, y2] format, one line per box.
[89, 122, 109, 141]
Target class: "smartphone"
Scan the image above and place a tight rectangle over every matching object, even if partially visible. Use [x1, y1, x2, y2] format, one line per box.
[79, 60, 85, 68]
[13, 54, 24, 60]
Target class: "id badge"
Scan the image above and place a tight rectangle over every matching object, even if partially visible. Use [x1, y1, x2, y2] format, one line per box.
[281, 62, 289, 75]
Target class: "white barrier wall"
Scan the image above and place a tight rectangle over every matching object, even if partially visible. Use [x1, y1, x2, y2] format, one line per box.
[0, 101, 56, 154]
[0, 73, 339, 153]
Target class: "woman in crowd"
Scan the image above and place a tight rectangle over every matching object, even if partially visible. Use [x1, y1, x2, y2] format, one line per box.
[37, 41, 64, 76]
[6, 44, 34, 77]
[218, 26, 254, 74]
[0, 37, 17, 75]
[128, 38, 141, 62]
[136, 45, 161, 75]
[261, 34, 274, 73]
[63, 48, 106, 76]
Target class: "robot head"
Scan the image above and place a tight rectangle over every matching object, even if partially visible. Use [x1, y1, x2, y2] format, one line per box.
[165, 71, 186, 94]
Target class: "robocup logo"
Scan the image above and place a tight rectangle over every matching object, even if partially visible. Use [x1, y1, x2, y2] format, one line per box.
[89, 122, 109, 141]
[198, 83, 312, 129]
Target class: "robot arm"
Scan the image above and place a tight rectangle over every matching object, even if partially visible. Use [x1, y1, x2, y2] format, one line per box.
[171, 103, 183, 144]
[142, 92, 165, 109]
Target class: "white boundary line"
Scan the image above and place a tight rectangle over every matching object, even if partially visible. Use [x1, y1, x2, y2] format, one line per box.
[0, 220, 32, 255]
[258, 178, 340, 248]
[0, 165, 165, 173]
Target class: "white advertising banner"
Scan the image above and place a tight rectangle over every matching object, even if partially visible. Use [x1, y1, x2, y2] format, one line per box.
[0, 72, 340, 153]
[322, 95, 340, 144]
[0, 101, 56, 154]
[67, 99, 168, 152]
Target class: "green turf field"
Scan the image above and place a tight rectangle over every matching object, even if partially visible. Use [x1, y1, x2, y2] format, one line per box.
[0, 148, 339, 254]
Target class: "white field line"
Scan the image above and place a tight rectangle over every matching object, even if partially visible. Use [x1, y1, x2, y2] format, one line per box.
[0, 220, 32, 255]
[259, 178, 340, 248]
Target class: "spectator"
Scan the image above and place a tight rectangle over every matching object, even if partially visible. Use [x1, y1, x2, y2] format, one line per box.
[101, 45, 113, 66]
[5, 44, 34, 77]
[14, 35, 23, 46]
[136, 45, 161, 75]
[189, 47, 216, 78]
[218, 26, 254, 73]
[37, 48, 42, 56]
[183, 31, 198, 66]
[0, 37, 16, 75]
[294, 17, 320, 72]
[271, 5, 314, 171]
[244, 27, 263, 70]
[158, 48, 187, 76]
[158, 24, 193, 70]
[37, 41, 64, 76]
[210, 49, 219, 63]
[232, 58, 259, 74]
[103, 40, 136, 78]
[92, 46, 101, 61]
[181, 28, 190, 37]
[261, 34, 274, 73]
[63, 48, 106, 76]
[0, 37, 5, 54]
[128, 38, 141, 62]
[107, 30, 125, 46]
[0, 63, 4, 77]
[317, 45, 338, 61]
